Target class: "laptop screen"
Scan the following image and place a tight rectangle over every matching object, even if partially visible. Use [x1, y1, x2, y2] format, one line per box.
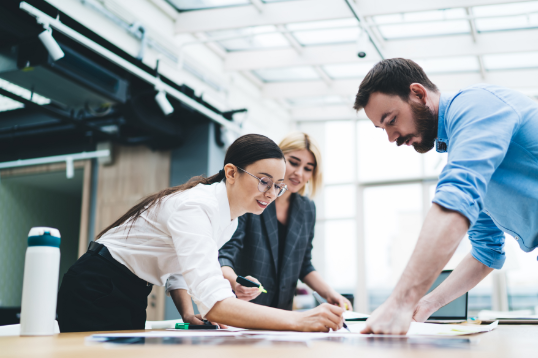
[427, 270, 468, 320]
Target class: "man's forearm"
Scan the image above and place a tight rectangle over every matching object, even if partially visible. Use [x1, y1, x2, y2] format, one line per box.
[392, 203, 469, 308]
[424, 253, 493, 309]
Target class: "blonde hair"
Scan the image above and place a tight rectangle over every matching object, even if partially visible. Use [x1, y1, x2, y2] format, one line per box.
[278, 132, 323, 198]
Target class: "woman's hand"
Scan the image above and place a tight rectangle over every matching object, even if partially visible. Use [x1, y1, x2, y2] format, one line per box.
[295, 303, 345, 332]
[234, 276, 263, 301]
[182, 313, 228, 329]
[325, 290, 353, 311]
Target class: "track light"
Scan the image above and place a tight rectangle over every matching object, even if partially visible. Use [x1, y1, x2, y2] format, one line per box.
[155, 90, 174, 116]
[38, 26, 64, 61]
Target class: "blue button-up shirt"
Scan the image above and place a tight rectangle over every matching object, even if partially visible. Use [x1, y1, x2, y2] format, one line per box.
[433, 84, 538, 269]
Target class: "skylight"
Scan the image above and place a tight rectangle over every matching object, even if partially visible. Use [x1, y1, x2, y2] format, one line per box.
[483, 51, 538, 71]
[372, 8, 471, 39]
[253, 66, 320, 82]
[206, 26, 290, 51]
[287, 95, 350, 107]
[473, 1, 538, 32]
[414, 56, 480, 74]
[322, 62, 376, 79]
[0, 78, 51, 112]
[166, 0, 249, 11]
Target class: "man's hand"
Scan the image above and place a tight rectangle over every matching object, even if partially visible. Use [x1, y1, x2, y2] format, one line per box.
[234, 275, 263, 301]
[412, 297, 440, 322]
[360, 298, 414, 335]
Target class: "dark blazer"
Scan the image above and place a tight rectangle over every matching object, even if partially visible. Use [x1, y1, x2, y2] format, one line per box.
[218, 193, 316, 310]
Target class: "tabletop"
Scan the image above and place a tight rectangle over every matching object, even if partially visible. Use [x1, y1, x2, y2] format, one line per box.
[2, 325, 537, 358]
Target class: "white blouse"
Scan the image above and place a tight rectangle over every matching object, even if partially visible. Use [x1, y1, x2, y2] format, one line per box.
[98, 181, 237, 317]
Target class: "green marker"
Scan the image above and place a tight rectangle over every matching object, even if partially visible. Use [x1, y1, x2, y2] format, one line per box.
[175, 322, 218, 330]
[236, 276, 267, 293]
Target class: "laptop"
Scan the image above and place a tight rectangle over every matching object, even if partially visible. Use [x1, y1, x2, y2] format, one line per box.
[426, 270, 468, 323]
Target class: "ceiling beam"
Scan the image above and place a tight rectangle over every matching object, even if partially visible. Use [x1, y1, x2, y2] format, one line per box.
[262, 69, 538, 99]
[175, 0, 518, 34]
[224, 29, 538, 70]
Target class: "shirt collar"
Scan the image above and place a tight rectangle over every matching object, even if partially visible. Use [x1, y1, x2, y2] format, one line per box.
[435, 93, 451, 153]
[215, 181, 235, 228]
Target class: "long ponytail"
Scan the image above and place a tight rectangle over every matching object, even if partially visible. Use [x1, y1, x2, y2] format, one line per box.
[96, 134, 283, 239]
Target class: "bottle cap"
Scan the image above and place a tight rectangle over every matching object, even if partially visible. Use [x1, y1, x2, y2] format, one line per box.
[27, 227, 61, 247]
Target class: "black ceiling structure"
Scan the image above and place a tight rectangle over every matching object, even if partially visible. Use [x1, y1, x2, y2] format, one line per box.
[0, 0, 238, 162]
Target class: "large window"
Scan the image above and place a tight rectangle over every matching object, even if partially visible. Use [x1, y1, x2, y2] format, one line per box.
[299, 118, 538, 315]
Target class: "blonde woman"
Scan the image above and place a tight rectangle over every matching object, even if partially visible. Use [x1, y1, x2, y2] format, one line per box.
[219, 132, 352, 311]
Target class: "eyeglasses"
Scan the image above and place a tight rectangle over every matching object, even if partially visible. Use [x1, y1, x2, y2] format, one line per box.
[237, 167, 288, 198]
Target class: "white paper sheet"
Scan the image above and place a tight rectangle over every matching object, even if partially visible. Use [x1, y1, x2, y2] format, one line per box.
[88, 330, 239, 340]
[344, 311, 369, 320]
[89, 321, 498, 341]
[344, 321, 498, 336]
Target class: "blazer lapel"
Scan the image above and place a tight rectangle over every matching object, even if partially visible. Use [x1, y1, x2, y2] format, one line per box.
[280, 194, 305, 272]
[262, 202, 279, 271]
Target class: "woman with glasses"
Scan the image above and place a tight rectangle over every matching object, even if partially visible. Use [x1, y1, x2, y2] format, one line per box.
[219, 133, 353, 311]
[57, 134, 344, 333]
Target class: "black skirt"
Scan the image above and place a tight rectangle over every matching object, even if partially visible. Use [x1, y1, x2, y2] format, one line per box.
[57, 245, 153, 333]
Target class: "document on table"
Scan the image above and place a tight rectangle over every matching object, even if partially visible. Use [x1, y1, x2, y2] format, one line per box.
[344, 321, 498, 336]
[88, 320, 498, 341]
[344, 311, 369, 320]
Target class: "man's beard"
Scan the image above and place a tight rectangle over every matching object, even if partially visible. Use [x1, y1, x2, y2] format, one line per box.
[396, 101, 438, 154]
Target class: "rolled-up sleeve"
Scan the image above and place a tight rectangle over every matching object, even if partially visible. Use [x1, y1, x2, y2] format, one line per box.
[165, 274, 188, 295]
[433, 88, 519, 226]
[468, 211, 506, 269]
[167, 202, 234, 317]
[218, 215, 247, 269]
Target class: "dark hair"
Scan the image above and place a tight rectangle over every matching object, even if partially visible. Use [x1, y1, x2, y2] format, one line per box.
[96, 133, 284, 239]
[354, 58, 439, 111]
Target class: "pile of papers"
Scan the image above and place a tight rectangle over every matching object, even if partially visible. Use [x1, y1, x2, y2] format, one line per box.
[88, 320, 498, 343]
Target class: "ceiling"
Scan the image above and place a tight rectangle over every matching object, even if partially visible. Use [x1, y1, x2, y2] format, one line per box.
[164, 0, 538, 118]
[3, 0, 538, 122]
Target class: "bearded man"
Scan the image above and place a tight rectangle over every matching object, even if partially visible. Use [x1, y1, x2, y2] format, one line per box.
[355, 58, 538, 335]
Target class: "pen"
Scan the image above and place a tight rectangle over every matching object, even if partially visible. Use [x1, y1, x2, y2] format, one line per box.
[343, 322, 351, 332]
[236, 276, 267, 293]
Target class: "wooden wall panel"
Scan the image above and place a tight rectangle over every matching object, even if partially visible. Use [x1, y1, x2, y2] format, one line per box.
[94, 145, 170, 321]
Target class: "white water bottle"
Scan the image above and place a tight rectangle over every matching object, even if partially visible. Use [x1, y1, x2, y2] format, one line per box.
[20, 227, 61, 336]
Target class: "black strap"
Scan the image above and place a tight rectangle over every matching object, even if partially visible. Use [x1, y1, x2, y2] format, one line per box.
[87, 241, 152, 286]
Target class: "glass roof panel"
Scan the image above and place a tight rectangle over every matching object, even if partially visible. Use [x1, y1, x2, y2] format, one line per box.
[473, 1, 538, 17]
[166, 0, 249, 11]
[372, 8, 470, 39]
[253, 66, 320, 82]
[0, 78, 51, 112]
[286, 19, 359, 46]
[323, 62, 376, 79]
[483, 52, 538, 70]
[292, 27, 361, 46]
[286, 18, 357, 31]
[287, 95, 350, 107]
[414, 56, 480, 74]
[206, 26, 290, 51]
[377, 20, 470, 39]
